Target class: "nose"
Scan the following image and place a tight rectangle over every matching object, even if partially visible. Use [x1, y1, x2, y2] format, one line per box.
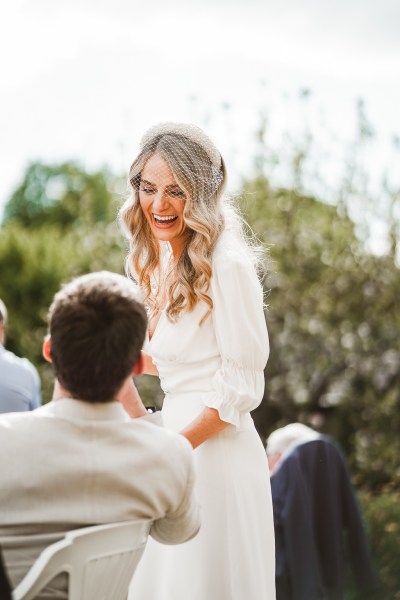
[152, 191, 169, 212]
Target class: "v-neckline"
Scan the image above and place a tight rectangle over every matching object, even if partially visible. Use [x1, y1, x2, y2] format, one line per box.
[147, 308, 166, 343]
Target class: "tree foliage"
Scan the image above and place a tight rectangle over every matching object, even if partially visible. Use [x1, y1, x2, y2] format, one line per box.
[0, 162, 127, 398]
[244, 177, 400, 491]
[3, 161, 116, 227]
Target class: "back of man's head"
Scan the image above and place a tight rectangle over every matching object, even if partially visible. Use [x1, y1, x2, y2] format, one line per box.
[48, 271, 147, 403]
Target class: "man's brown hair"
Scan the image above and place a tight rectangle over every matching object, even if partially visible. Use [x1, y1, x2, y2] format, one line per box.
[48, 271, 147, 402]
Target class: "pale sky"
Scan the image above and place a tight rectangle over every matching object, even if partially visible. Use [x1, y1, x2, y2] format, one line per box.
[1, 0, 400, 243]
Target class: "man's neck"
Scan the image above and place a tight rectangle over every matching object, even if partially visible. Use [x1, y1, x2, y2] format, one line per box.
[51, 379, 118, 405]
[52, 379, 73, 401]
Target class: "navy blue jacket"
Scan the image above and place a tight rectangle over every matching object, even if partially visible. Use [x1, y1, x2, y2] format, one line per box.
[271, 438, 377, 600]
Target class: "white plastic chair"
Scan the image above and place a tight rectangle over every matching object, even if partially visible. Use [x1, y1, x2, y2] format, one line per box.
[12, 520, 150, 600]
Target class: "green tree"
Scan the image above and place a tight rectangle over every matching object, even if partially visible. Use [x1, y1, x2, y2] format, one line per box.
[3, 161, 117, 227]
[0, 222, 126, 399]
[0, 160, 129, 401]
[243, 177, 400, 491]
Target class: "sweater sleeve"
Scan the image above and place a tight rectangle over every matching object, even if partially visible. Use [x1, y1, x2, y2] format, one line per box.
[150, 435, 200, 544]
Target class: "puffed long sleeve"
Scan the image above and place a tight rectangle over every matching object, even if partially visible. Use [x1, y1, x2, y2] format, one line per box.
[204, 249, 270, 429]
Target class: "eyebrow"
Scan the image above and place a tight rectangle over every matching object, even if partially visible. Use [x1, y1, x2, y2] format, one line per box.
[140, 180, 183, 191]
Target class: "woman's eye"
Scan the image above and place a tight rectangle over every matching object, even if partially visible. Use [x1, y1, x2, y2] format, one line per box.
[140, 187, 156, 195]
[168, 189, 186, 199]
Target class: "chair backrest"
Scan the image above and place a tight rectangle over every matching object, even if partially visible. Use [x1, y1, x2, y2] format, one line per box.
[12, 520, 151, 600]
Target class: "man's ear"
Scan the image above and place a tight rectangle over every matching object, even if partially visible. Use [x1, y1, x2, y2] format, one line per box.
[42, 336, 52, 363]
[132, 351, 144, 377]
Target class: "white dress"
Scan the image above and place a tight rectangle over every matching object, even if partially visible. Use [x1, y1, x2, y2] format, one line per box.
[130, 233, 276, 600]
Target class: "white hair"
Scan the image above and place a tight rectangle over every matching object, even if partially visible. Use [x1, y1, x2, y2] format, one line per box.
[267, 423, 320, 457]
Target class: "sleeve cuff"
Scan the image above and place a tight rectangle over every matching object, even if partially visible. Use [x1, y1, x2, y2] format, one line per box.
[204, 358, 265, 429]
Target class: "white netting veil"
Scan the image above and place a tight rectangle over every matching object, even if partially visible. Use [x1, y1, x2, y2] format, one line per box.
[130, 122, 225, 200]
[140, 122, 222, 168]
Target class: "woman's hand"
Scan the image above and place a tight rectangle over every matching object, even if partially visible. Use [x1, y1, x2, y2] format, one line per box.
[180, 407, 230, 449]
[142, 352, 159, 376]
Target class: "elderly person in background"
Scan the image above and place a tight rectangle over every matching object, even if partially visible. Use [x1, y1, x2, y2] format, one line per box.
[0, 298, 41, 413]
[266, 423, 377, 600]
[266, 422, 320, 474]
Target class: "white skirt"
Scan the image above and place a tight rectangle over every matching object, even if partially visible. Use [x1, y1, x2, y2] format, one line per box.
[129, 393, 276, 600]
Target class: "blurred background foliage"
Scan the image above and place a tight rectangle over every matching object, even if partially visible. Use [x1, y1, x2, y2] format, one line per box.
[0, 111, 399, 598]
[3, 161, 115, 228]
[0, 161, 126, 398]
[247, 175, 399, 491]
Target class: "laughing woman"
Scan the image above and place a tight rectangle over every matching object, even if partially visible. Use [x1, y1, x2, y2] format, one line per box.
[120, 123, 275, 599]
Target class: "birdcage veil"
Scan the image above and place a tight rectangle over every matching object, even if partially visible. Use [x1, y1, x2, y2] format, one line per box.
[140, 123, 222, 169]
[130, 122, 225, 200]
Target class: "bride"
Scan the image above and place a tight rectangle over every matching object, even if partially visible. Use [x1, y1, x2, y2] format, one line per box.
[120, 122, 275, 599]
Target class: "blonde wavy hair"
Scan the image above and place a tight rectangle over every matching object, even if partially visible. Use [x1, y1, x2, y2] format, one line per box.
[119, 129, 257, 323]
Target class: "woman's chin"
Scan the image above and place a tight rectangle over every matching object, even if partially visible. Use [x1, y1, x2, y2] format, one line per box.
[150, 224, 186, 244]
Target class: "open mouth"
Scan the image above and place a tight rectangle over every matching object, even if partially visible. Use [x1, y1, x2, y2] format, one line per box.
[153, 214, 179, 226]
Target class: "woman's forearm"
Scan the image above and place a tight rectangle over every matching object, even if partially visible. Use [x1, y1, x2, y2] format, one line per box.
[143, 352, 159, 376]
[117, 377, 147, 418]
[180, 407, 230, 449]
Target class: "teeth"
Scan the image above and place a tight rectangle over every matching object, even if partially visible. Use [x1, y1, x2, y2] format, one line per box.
[154, 215, 178, 222]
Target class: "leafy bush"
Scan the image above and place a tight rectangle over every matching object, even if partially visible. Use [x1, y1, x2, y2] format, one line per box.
[244, 178, 400, 491]
[346, 491, 400, 599]
[0, 222, 126, 401]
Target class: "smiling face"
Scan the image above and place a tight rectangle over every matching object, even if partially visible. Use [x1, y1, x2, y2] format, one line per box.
[138, 153, 189, 256]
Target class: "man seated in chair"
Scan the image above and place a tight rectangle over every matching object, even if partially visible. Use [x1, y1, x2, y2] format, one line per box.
[0, 271, 200, 598]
